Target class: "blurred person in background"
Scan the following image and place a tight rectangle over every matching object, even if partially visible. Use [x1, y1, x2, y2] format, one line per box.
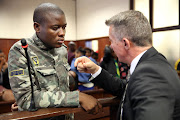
[71, 47, 96, 91]
[175, 58, 180, 79]
[84, 47, 92, 58]
[68, 41, 76, 65]
[0, 50, 10, 89]
[91, 52, 99, 64]
[100, 45, 129, 79]
[0, 50, 15, 101]
[84, 47, 97, 64]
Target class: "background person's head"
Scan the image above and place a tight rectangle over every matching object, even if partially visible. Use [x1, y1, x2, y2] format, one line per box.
[68, 41, 76, 52]
[0, 50, 6, 63]
[103, 45, 117, 62]
[33, 3, 66, 49]
[0, 50, 7, 71]
[104, 45, 113, 58]
[105, 10, 152, 64]
[75, 47, 86, 58]
[0, 50, 5, 59]
[91, 52, 98, 62]
[84, 47, 92, 57]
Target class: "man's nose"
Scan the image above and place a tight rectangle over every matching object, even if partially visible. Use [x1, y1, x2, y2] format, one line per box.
[58, 27, 65, 37]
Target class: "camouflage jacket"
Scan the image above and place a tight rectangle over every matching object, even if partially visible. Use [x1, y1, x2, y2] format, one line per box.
[8, 34, 79, 113]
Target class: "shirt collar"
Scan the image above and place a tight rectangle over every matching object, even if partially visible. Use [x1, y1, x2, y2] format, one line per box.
[32, 34, 67, 51]
[130, 50, 147, 75]
[32, 34, 51, 50]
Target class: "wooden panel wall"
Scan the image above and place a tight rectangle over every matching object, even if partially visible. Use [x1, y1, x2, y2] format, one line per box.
[0, 36, 110, 62]
[97, 37, 110, 62]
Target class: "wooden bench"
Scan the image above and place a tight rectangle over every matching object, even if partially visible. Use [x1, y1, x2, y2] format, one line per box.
[0, 100, 14, 114]
[0, 97, 119, 120]
[0, 89, 112, 114]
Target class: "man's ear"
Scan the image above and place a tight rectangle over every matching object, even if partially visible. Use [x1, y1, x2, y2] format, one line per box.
[34, 22, 40, 32]
[122, 38, 131, 50]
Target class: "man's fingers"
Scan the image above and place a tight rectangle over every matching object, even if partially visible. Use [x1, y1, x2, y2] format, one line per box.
[94, 104, 100, 115]
[87, 102, 102, 115]
[74, 57, 85, 67]
[76, 63, 84, 71]
[87, 105, 97, 115]
[74, 58, 80, 67]
[74, 56, 90, 67]
[11, 103, 18, 112]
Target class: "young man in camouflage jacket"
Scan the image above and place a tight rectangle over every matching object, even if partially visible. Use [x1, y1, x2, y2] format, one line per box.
[8, 3, 102, 120]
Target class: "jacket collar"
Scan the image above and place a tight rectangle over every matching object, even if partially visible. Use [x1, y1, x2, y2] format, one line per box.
[32, 34, 53, 51]
[31, 34, 67, 51]
[137, 47, 158, 67]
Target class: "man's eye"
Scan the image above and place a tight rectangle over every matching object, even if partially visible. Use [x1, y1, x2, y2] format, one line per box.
[62, 26, 66, 30]
[52, 27, 59, 30]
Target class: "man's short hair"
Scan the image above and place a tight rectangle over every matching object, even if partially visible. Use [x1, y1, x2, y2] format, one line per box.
[33, 3, 64, 24]
[105, 10, 152, 47]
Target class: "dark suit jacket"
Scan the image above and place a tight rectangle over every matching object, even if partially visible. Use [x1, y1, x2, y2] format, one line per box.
[92, 47, 180, 120]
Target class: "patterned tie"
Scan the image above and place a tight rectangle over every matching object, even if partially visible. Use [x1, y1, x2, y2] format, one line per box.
[120, 70, 130, 120]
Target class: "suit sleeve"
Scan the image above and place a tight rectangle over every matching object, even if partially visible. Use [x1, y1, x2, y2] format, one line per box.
[92, 69, 126, 97]
[8, 44, 79, 111]
[129, 63, 175, 120]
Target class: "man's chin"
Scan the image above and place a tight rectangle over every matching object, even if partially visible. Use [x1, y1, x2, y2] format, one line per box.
[55, 44, 63, 48]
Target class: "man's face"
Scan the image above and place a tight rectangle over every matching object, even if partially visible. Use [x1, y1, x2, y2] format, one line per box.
[75, 51, 81, 58]
[37, 13, 67, 48]
[0, 53, 5, 59]
[85, 50, 91, 57]
[0, 52, 5, 64]
[0, 52, 5, 59]
[109, 26, 126, 63]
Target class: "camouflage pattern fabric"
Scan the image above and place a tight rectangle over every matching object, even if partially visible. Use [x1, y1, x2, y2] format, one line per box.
[8, 34, 79, 120]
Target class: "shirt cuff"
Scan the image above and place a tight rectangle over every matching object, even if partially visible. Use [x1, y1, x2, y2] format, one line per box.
[89, 67, 102, 81]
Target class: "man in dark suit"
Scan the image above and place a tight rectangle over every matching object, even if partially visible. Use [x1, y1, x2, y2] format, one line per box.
[74, 10, 180, 120]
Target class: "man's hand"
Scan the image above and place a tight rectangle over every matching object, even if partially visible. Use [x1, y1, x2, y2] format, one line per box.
[11, 102, 18, 112]
[74, 56, 100, 74]
[79, 92, 102, 114]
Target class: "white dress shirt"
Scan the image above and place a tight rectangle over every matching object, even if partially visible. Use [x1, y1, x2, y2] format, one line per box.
[130, 50, 147, 75]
